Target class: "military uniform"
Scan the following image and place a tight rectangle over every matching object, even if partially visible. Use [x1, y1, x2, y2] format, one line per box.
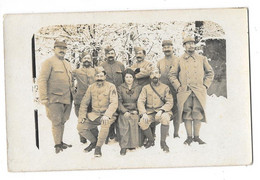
[101, 61, 125, 87]
[138, 82, 173, 129]
[38, 55, 73, 146]
[131, 60, 153, 86]
[72, 67, 95, 116]
[77, 81, 118, 147]
[168, 52, 214, 123]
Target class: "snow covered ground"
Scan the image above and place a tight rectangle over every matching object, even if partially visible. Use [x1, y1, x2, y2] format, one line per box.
[14, 94, 250, 172]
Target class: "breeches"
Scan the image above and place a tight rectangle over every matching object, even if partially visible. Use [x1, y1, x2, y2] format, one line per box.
[183, 92, 203, 121]
[77, 115, 117, 147]
[138, 112, 171, 130]
[45, 103, 72, 145]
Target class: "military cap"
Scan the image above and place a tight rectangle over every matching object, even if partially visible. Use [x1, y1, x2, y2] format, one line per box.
[183, 36, 195, 44]
[54, 40, 67, 48]
[162, 40, 173, 46]
[134, 46, 145, 54]
[95, 66, 106, 75]
[104, 46, 115, 54]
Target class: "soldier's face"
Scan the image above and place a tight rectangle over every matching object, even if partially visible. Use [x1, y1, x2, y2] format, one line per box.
[125, 74, 134, 85]
[135, 51, 145, 62]
[184, 41, 195, 53]
[106, 50, 116, 61]
[54, 46, 67, 59]
[163, 45, 173, 56]
[150, 69, 161, 83]
[82, 55, 92, 67]
[95, 72, 106, 82]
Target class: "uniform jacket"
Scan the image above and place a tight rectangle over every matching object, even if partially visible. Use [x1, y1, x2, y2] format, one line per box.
[38, 55, 73, 104]
[78, 81, 118, 121]
[168, 52, 214, 123]
[157, 55, 178, 86]
[72, 67, 95, 104]
[137, 82, 173, 115]
[131, 60, 153, 86]
[117, 82, 142, 114]
[101, 60, 125, 87]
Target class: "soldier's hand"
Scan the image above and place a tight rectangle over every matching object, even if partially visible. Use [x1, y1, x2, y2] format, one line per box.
[124, 112, 131, 118]
[155, 110, 163, 120]
[101, 116, 110, 125]
[142, 113, 149, 123]
[41, 99, 49, 105]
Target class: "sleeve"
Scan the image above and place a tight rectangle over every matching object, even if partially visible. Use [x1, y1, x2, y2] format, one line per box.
[137, 86, 147, 115]
[38, 60, 52, 101]
[78, 85, 92, 120]
[135, 62, 154, 79]
[117, 86, 128, 114]
[168, 59, 181, 91]
[203, 57, 214, 88]
[104, 84, 118, 118]
[160, 86, 173, 112]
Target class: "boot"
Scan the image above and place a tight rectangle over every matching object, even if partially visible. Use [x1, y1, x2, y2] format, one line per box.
[84, 142, 96, 152]
[120, 148, 127, 156]
[54, 144, 63, 154]
[80, 135, 87, 144]
[160, 141, 170, 153]
[145, 141, 155, 149]
[143, 128, 155, 149]
[61, 142, 72, 149]
[193, 136, 206, 145]
[184, 136, 193, 146]
[150, 123, 156, 138]
[94, 146, 102, 157]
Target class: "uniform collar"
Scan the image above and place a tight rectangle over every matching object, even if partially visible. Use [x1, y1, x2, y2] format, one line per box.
[183, 51, 197, 60]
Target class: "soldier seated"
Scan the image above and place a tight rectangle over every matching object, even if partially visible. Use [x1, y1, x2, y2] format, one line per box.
[77, 67, 118, 157]
[137, 68, 173, 152]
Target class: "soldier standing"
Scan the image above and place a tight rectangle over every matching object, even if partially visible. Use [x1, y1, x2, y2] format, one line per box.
[169, 36, 214, 145]
[131, 47, 154, 87]
[77, 67, 118, 157]
[72, 52, 95, 143]
[137, 68, 173, 152]
[38, 40, 73, 153]
[101, 46, 125, 143]
[157, 40, 180, 138]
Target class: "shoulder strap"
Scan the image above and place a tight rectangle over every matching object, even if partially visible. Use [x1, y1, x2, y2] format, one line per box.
[149, 83, 166, 103]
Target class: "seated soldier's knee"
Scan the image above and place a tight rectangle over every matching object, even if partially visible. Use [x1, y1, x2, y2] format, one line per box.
[161, 113, 170, 125]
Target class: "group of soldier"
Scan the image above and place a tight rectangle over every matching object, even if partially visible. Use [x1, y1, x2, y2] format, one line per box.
[38, 36, 214, 157]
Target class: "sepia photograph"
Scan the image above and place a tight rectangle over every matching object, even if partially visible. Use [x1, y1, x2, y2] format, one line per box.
[4, 8, 251, 172]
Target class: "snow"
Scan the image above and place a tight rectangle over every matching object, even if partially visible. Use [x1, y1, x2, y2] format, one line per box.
[20, 94, 251, 172]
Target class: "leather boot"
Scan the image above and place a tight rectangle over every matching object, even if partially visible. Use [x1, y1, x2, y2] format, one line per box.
[61, 142, 72, 149]
[84, 142, 96, 152]
[184, 136, 193, 146]
[94, 146, 102, 157]
[160, 141, 170, 153]
[54, 144, 63, 154]
[193, 136, 206, 144]
[80, 135, 87, 144]
[143, 127, 155, 149]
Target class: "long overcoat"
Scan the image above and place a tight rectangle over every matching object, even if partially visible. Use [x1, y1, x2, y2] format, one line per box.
[168, 52, 214, 123]
[38, 55, 73, 105]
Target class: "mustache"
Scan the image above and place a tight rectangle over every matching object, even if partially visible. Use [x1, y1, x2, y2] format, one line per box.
[96, 79, 104, 82]
[152, 77, 159, 80]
